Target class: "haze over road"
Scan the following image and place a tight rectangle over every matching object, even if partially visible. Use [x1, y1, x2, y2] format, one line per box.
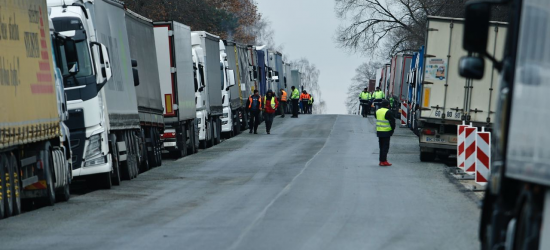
[0, 115, 479, 250]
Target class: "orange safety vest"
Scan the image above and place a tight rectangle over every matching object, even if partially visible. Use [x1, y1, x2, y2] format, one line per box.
[248, 95, 262, 109]
[300, 93, 310, 100]
[281, 91, 288, 101]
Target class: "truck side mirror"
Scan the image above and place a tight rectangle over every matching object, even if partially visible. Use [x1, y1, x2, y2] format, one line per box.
[91, 42, 112, 89]
[132, 59, 138, 67]
[463, 2, 491, 54]
[227, 70, 236, 88]
[459, 56, 485, 79]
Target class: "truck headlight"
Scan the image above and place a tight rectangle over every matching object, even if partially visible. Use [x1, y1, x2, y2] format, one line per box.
[84, 156, 107, 167]
[85, 134, 102, 160]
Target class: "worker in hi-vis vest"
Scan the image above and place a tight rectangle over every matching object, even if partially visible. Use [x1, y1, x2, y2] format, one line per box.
[246, 89, 262, 134]
[300, 90, 310, 114]
[376, 100, 396, 166]
[307, 95, 314, 114]
[373, 87, 385, 111]
[290, 86, 300, 118]
[279, 88, 287, 118]
[263, 90, 279, 134]
[359, 88, 371, 117]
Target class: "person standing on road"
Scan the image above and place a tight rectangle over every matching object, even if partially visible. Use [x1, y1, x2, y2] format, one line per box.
[246, 90, 262, 134]
[359, 88, 371, 117]
[308, 95, 314, 114]
[373, 87, 385, 111]
[300, 90, 310, 114]
[291, 86, 300, 118]
[264, 90, 279, 134]
[376, 100, 395, 166]
[279, 88, 287, 118]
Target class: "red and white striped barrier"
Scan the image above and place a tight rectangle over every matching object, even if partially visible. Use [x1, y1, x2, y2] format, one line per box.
[400, 102, 407, 126]
[464, 127, 477, 173]
[457, 123, 469, 170]
[476, 129, 491, 184]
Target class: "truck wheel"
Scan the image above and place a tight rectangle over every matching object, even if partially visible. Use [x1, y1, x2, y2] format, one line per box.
[187, 123, 195, 154]
[140, 129, 149, 172]
[147, 128, 157, 168]
[42, 145, 56, 206]
[53, 149, 70, 202]
[193, 119, 200, 153]
[420, 152, 436, 162]
[128, 132, 137, 179]
[9, 154, 21, 215]
[214, 117, 221, 145]
[173, 125, 187, 159]
[207, 117, 215, 147]
[154, 129, 162, 167]
[120, 132, 132, 181]
[0, 154, 7, 219]
[234, 112, 241, 135]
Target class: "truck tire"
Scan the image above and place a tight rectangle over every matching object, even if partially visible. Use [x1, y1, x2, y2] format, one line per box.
[208, 117, 215, 147]
[234, 112, 241, 135]
[9, 154, 21, 215]
[140, 129, 149, 173]
[0, 154, 7, 219]
[109, 134, 121, 186]
[193, 119, 200, 153]
[128, 132, 138, 179]
[173, 125, 187, 159]
[213, 118, 220, 145]
[154, 129, 162, 167]
[120, 132, 132, 181]
[147, 128, 157, 168]
[42, 143, 56, 206]
[420, 152, 436, 162]
[187, 123, 195, 154]
[54, 150, 70, 202]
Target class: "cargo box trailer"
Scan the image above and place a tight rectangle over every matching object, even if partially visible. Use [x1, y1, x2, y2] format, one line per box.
[154, 21, 199, 157]
[417, 16, 506, 161]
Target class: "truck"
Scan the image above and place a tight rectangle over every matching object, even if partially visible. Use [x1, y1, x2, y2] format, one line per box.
[153, 21, 198, 158]
[406, 46, 425, 135]
[416, 16, 506, 162]
[219, 41, 237, 138]
[256, 46, 268, 96]
[1, 0, 74, 219]
[388, 54, 412, 109]
[460, 1, 550, 249]
[191, 31, 223, 148]
[223, 41, 245, 136]
[126, 9, 164, 167]
[48, 0, 144, 187]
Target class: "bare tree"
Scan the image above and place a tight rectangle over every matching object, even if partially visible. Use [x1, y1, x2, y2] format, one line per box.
[345, 61, 382, 114]
[334, 0, 505, 57]
[291, 58, 324, 114]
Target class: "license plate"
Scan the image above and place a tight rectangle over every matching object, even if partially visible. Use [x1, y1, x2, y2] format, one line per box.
[425, 137, 446, 143]
[163, 142, 177, 147]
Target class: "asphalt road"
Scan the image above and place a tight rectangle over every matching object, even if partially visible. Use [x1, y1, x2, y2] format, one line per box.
[0, 115, 480, 250]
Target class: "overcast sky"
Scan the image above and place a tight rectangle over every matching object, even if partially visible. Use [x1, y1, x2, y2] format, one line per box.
[256, 0, 366, 114]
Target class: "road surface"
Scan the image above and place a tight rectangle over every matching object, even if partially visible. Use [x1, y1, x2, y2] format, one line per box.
[0, 115, 479, 249]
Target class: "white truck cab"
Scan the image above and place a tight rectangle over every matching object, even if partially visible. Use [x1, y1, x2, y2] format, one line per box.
[219, 41, 236, 136]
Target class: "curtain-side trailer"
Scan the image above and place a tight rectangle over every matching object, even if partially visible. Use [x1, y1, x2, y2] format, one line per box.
[126, 10, 164, 168]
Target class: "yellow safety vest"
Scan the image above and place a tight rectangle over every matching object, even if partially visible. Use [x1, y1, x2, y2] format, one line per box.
[264, 96, 276, 109]
[291, 89, 300, 99]
[374, 91, 385, 99]
[376, 108, 392, 132]
[359, 92, 370, 100]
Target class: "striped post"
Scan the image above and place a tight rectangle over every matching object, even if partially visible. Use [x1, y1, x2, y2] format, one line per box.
[476, 128, 491, 185]
[400, 102, 407, 126]
[464, 127, 477, 173]
[457, 123, 469, 169]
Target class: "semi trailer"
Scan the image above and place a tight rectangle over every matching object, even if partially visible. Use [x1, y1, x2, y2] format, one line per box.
[125, 9, 164, 167]
[223, 41, 245, 136]
[48, 0, 143, 187]
[191, 31, 223, 148]
[417, 16, 506, 161]
[153, 21, 198, 158]
[1, 0, 75, 220]
[460, 1, 550, 249]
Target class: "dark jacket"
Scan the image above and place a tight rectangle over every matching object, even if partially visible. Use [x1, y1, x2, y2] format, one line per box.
[377, 110, 396, 138]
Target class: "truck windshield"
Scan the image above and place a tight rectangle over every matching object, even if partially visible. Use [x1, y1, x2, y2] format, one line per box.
[57, 39, 94, 84]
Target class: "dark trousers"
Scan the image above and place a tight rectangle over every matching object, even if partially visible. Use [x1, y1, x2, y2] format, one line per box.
[378, 137, 391, 162]
[307, 104, 312, 114]
[360, 101, 370, 117]
[292, 99, 299, 117]
[280, 101, 287, 117]
[301, 101, 308, 114]
[249, 110, 260, 132]
[265, 113, 275, 132]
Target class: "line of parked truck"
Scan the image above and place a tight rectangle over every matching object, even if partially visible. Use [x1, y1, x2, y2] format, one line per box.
[374, 16, 506, 162]
[0, 0, 304, 220]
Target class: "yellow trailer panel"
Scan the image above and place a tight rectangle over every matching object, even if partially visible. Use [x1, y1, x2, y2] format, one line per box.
[0, 0, 59, 149]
